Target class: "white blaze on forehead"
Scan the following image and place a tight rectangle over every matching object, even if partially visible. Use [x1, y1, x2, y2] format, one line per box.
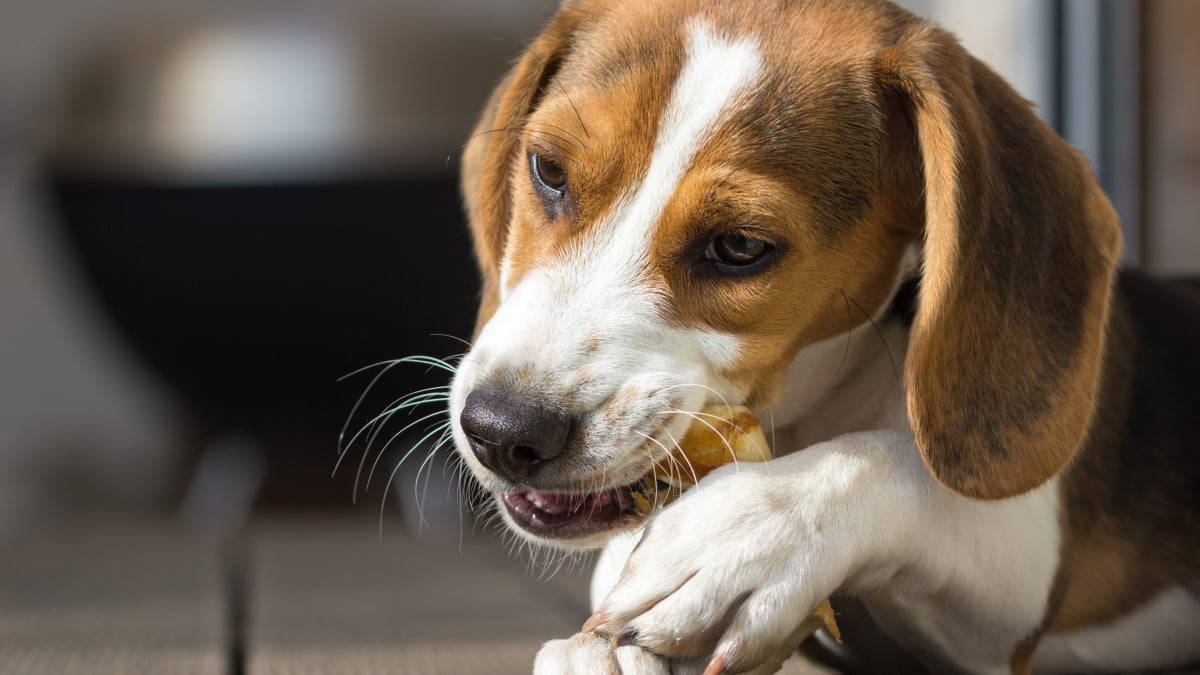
[500, 20, 764, 301]
[487, 20, 762, 375]
[585, 20, 762, 369]
[612, 20, 765, 248]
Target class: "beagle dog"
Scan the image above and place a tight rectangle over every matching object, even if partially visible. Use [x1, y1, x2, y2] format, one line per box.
[449, 0, 1200, 672]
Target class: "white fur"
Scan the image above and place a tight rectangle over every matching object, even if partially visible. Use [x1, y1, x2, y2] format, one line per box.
[591, 530, 641, 611]
[1034, 586, 1200, 673]
[858, 475, 1060, 674]
[765, 298, 911, 450]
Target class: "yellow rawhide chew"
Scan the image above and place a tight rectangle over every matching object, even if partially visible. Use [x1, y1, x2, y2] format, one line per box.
[630, 404, 771, 514]
[807, 599, 842, 644]
[657, 404, 772, 488]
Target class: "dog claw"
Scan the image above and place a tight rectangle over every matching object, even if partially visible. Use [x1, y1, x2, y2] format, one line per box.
[582, 610, 608, 634]
[702, 654, 726, 675]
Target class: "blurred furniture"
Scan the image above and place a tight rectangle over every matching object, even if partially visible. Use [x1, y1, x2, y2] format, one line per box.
[39, 19, 525, 509]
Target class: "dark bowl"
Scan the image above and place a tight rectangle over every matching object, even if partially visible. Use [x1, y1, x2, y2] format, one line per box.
[43, 170, 479, 504]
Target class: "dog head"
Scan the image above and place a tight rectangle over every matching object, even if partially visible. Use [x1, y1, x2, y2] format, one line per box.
[450, 0, 1120, 548]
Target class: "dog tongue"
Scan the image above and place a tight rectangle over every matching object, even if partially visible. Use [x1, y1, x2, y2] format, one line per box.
[524, 489, 612, 515]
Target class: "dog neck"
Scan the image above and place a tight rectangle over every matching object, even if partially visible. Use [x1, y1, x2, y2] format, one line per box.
[765, 306, 912, 456]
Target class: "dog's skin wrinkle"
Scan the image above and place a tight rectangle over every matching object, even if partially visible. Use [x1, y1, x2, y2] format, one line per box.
[454, 1, 1200, 673]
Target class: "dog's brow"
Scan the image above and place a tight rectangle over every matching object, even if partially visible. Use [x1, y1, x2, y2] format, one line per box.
[499, 21, 763, 302]
[602, 21, 763, 258]
[529, 19, 766, 312]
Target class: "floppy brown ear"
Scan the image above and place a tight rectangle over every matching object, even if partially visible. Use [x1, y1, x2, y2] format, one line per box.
[880, 24, 1122, 499]
[460, 8, 581, 337]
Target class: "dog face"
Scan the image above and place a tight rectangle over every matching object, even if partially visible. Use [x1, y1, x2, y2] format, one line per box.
[451, 0, 920, 548]
[451, 0, 1120, 548]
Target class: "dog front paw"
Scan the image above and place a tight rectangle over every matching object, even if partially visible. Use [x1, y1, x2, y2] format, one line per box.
[585, 462, 851, 673]
[534, 631, 675, 674]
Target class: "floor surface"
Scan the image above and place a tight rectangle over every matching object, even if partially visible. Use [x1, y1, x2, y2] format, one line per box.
[0, 515, 832, 674]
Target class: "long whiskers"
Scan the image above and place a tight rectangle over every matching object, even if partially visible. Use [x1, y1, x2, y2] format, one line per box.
[468, 125, 584, 158]
[337, 356, 456, 453]
[335, 385, 450, 479]
[378, 420, 454, 536]
[657, 408, 742, 474]
[835, 289, 855, 382]
[633, 429, 700, 498]
[510, 41, 592, 143]
[635, 427, 692, 490]
[663, 424, 703, 489]
[336, 351, 463, 539]
[365, 411, 451, 494]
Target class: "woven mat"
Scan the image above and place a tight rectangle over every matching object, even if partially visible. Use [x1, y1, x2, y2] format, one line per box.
[0, 516, 830, 674]
[0, 520, 227, 675]
[245, 518, 591, 675]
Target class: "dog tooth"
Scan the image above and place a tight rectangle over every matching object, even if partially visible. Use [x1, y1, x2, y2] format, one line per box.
[526, 492, 546, 510]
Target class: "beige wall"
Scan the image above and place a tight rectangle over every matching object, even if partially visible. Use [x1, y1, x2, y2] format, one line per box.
[1144, 0, 1200, 275]
[898, 0, 1052, 118]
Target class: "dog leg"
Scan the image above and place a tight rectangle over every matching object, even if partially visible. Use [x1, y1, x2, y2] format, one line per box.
[572, 430, 1059, 674]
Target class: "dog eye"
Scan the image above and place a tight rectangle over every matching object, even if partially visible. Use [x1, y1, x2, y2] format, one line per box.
[705, 233, 773, 268]
[530, 153, 568, 194]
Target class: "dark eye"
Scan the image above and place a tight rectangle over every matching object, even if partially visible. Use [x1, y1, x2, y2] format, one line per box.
[705, 232, 773, 268]
[530, 152, 568, 194]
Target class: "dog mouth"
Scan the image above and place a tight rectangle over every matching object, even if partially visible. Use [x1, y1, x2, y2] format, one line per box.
[501, 477, 665, 540]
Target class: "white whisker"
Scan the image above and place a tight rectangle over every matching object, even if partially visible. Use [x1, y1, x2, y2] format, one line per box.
[335, 389, 450, 477]
[375, 420, 454, 532]
[338, 360, 405, 456]
[412, 426, 455, 532]
[430, 332, 474, 350]
[362, 410, 450, 494]
[662, 415, 705, 487]
[335, 351, 465, 541]
[340, 385, 448, 460]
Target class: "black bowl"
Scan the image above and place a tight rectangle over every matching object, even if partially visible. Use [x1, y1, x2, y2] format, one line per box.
[44, 170, 479, 504]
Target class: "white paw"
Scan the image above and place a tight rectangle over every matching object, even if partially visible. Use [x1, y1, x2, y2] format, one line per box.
[534, 631, 674, 674]
[586, 434, 914, 672]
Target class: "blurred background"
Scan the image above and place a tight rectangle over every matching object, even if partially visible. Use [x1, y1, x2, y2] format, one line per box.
[0, 0, 1196, 543]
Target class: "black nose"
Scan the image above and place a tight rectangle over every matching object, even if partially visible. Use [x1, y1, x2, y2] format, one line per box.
[459, 386, 571, 481]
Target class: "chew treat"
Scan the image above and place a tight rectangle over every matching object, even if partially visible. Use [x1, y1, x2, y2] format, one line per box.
[659, 404, 771, 488]
[805, 599, 842, 643]
[631, 404, 772, 513]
